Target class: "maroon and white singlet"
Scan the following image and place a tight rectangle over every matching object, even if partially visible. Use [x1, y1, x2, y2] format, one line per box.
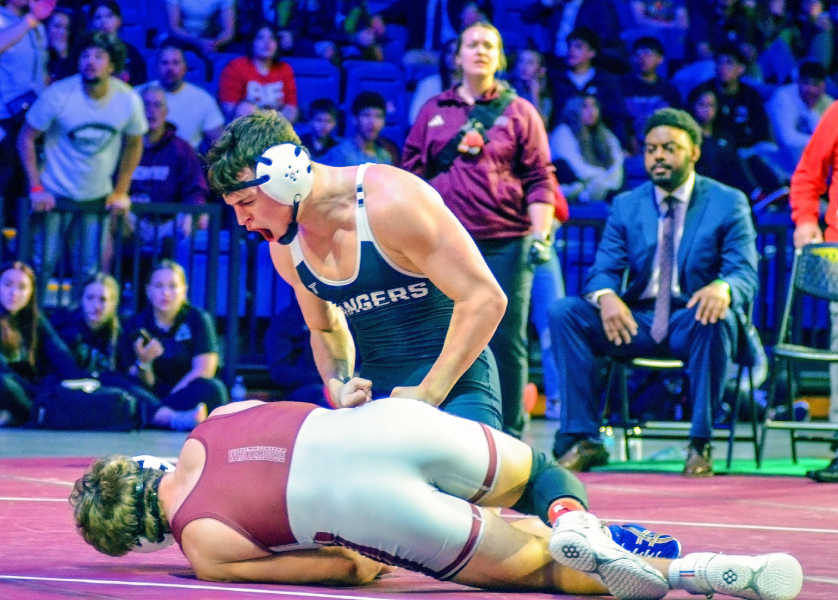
[170, 398, 501, 580]
[170, 402, 317, 550]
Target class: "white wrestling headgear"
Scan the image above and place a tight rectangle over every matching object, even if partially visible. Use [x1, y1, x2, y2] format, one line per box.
[254, 143, 314, 207]
[131, 455, 176, 553]
[228, 143, 314, 245]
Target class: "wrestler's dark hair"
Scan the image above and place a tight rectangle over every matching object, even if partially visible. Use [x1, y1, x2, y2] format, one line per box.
[206, 111, 303, 195]
[643, 107, 703, 148]
[69, 455, 169, 557]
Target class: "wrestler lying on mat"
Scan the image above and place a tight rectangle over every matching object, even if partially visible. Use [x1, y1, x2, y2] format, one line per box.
[70, 399, 802, 600]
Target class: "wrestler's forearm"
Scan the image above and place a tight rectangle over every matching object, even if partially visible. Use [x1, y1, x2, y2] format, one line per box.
[419, 290, 506, 405]
[310, 328, 356, 400]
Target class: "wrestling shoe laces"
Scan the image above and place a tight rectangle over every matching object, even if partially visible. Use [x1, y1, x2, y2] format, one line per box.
[668, 552, 803, 600]
[608, 523, 682, 559]
[549, 511, 670, 600]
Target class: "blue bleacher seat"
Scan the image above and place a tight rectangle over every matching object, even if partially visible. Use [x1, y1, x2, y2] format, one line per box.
[382, 24, 407, 64]
[255, 241, 294, 317]
[176, 230, 247, 317]
[284, 57, 341, 118]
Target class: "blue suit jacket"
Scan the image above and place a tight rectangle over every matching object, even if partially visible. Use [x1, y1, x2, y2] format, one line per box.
[585, 175, 758, 312]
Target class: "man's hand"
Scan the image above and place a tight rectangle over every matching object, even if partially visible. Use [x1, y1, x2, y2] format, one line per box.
[687, 280, 731, 325]
[336, 377, 372, 408]
[599, 292, 637, 345]
[106, 191, 131, 215]
[793, 222, 823, 248]
[30, 189, 55, 212]
[389, 385, 441, 407]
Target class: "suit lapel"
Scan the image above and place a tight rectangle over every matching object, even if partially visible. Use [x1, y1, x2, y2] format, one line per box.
[678, 176, 709, 275]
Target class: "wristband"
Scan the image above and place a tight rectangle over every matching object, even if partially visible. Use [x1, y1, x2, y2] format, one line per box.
[29, 185, 44, 194]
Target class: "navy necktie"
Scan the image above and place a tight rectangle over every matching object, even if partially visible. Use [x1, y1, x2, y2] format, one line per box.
[651, 196, 676, 344]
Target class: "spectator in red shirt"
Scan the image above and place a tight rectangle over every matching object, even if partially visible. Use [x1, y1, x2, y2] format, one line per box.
[790, 98, 838, 426]
[218, 25, 298, 123]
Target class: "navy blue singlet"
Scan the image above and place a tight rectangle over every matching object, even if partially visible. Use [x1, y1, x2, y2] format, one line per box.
[291, 164, 502, 428]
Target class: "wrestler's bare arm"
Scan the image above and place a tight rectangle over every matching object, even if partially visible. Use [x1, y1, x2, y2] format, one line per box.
[269, 244, 370, 406]
[182, 518, 384, 585]
[363, 166, 507, 406]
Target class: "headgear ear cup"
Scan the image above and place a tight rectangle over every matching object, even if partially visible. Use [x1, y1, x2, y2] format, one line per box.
[254, 143, 314, 206]
[131, 455, 176, 553]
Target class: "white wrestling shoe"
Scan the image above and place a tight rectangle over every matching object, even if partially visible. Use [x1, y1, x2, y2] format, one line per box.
[669, 552, 803, 600]
[549, 511, 670, 600]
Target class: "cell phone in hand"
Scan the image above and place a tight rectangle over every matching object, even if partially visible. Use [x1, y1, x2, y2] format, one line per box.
[138, 328, 152, 344]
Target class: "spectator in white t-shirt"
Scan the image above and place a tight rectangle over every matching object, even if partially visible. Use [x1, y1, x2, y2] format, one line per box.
[17, 31, 147, 285]
[166, 0, 235, 56]
[139, 43, 224, 150]
[767, 60, 834, 166]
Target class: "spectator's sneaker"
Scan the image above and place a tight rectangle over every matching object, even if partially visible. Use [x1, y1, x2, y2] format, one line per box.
[549, 511, 669, 600]
[669, 552, 802, 600]
[608, 523, 682, 559]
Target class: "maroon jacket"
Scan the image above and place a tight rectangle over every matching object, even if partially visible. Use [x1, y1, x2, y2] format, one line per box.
[129, 122, 208, 208]
[402, 84, 558, 240]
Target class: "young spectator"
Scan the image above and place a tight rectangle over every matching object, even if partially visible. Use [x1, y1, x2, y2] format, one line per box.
[509, 48, 553, 127]
[767, 60, 833, 165]
[620, 36, 683, 155]
[408, 37, 458, 125]
[321, 91, 397, 167]
[139, 44, 225, 149]
[342, 0, 386, 61]
[115, 86, 209, 263]
[688, 42, 792, 193]
[689, 87, 761, 197]
[520, 0, 623, 72]
[549, 27, 626, 143]
[0, 262, 88, 427]
[118, 259, 228, 421]
[217, 26, 298, 123]
[88, 0, 148, 86]
[45, 8, 77, 83]
[755, 0, 802, 85]
[549, 94, 624, 203]
[0, 0, 54, 229]
[166, 0, 235, 56]
[403, 22, 558, 437]
[377, 0, 493, 66]
[797, 0, 833, 71]
[18, 31, 146, 286]
[687, 42, 772, 150]
[52, 272, 208, 430]
[298, 98, 340, 159]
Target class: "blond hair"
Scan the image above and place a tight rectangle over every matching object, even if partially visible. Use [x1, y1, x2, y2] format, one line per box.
[69, 455, 169, 557]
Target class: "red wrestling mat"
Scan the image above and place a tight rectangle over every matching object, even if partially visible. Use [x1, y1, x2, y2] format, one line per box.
[0, 458, 835, 600]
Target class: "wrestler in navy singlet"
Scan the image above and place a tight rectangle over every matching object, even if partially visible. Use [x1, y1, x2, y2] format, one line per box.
[290, 164, 502, 428]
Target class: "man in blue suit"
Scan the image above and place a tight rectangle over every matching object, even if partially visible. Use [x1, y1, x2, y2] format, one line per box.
[549, 108, 758, 477]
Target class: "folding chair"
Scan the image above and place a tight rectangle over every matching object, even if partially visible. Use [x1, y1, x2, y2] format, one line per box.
[283, 57, 341, 118]
[759, 244, 838, 464]
[605, 307, 762, 469]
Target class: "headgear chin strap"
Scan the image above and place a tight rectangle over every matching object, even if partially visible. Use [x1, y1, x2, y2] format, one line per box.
[131, 455, 176, 553]
[228, 143, 313, 245]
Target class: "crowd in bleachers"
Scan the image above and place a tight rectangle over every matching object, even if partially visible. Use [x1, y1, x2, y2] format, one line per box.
[2, 0, 838, 438]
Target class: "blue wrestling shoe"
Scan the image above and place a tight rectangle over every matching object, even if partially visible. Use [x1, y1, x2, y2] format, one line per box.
[608, 523, 682, 559]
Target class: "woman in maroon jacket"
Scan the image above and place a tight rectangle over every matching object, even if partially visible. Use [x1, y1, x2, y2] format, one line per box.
[403, 21, 559, 438]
